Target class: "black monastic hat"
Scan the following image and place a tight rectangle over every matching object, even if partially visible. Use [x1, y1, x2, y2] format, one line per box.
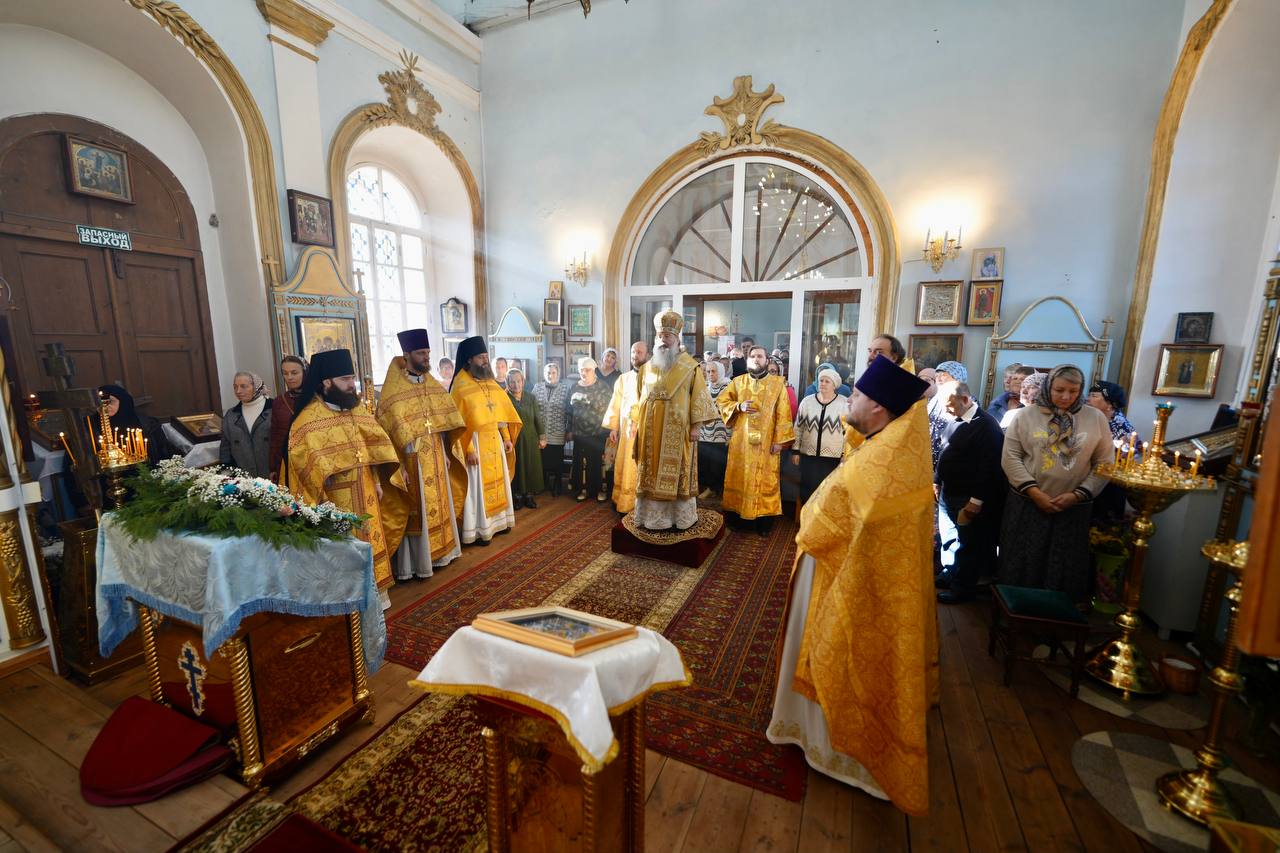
[309, 349, 355, 381]
[397, 328, 430, 352]
[856, 355, 929, 417]
[454, 336, 486, 369]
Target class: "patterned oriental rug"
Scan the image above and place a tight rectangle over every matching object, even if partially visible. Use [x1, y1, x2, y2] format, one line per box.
[385, 502, 807, 801]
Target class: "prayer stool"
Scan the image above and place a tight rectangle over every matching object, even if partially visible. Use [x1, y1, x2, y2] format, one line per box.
[988, 584, 1090, 697]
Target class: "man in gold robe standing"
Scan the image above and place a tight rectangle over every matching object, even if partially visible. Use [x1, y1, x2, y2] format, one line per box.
[604, 340, 649, 513]
[448, 336, 522, 546]
[286, 349, 409, 610]
[632, 311, 718, 530]
[377, 328, 465, 580]
[718, 345, 795, 534]
[767, 355, 936, 815]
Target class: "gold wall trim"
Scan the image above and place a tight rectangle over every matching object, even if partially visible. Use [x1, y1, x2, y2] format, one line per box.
[1118, 0, 1234, 389]
[604, 81, 899, 347]
[266, 33, 319, 63]
[123, 0, 288, 353]
[256, 0, 333, 46]
[0, 510, 44, 650]
[328, 52, 488, 335]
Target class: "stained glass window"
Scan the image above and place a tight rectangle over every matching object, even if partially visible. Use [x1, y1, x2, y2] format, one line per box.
[346, 164, 431, 381]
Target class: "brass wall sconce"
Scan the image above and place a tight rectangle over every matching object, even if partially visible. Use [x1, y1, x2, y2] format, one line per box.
[565, 252, 589, 286]
[923, 228, 962, 273]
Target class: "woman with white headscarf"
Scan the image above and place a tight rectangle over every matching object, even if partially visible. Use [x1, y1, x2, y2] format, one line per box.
[697, 360, 732, 500]
[218, 371, 274, 477]
[792, 367, 845, 505]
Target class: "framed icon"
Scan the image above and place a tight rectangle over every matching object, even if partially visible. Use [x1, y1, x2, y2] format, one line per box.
[441, 297, 468, 334]
[548, 280, 564, 299]
[916, 281, 963, 326]
[971, 247, 1004, 280]
[1174, 312, 1213, 344]
[65, 136, 134, 204]
[966, 280, 1003, 326]
[566, 340, 595, 372]
[286, 189, 335, 247]
[551, 327, 566, 346]
[908, 333, 963, 369]
[567, 304, 594, 338]
[295, 316, 357, 363]
[1152, 343, 1224, 398]
[544, 298, 563, 327]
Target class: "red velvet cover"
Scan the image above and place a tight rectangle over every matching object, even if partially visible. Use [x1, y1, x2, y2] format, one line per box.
[610, 520, 725, 568]
[249, 813, 366, 853]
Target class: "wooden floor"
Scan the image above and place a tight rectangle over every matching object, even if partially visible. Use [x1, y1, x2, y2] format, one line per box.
[0, 494, 1275, 852]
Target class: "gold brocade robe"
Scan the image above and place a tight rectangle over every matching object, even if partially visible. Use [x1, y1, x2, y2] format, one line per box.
[447, 371, 522, 518]
[632, 354, 718, 501]
[791, 399, 938, 815]
[841, 357, 914, 459]
[286, 399, 409, 589]
[603, 369, 642, 512]
[719, 374, 796, 519]
[377, 358, 465, 562]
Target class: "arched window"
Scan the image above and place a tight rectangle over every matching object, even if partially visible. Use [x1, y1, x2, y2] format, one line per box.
[346, 164, 431, 380]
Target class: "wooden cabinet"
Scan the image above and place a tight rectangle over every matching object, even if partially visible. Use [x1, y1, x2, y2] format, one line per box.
[54, 518, 142, 684]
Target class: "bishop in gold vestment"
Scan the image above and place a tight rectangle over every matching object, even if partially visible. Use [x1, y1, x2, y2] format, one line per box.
[377, 329, 466, 579]
[632, 311, 718, 530]
[768, 356, 937, 815]
[718, 348, 795, 521]
[448, 336, 523, 545]
[285, 349, 409, 605]
[603, 341, 649, 513]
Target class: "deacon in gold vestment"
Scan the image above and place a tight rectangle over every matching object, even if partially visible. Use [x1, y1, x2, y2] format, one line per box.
[632, 311, 718, 530]
[603, 341, 649, 513]
[448, 336, 522, 545]
[377, 329, 466, 579]
[719, 346, 795, 525]
[768, 355, 937, 815]
[285, 349, 409, 608]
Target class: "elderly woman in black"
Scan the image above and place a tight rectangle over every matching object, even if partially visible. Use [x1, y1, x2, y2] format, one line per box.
[94, 384, 176, 465]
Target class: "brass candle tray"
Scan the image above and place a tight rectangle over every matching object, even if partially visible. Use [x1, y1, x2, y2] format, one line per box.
[473, 607, 637, 657]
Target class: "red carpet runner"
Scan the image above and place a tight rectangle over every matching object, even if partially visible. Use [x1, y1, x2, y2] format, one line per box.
[386, 502, 807, 800]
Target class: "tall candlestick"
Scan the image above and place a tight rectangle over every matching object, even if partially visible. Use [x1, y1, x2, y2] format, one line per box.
[1173, 450, 1181, 470]
[1192, 449, 1202, 478]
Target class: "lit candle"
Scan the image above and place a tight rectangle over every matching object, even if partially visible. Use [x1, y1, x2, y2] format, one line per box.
[1192, 449, 1201, 477]
[924, 227, 931, 250]
[1173, 450, 1180, 470]
[1143, 441, 1150, 463]
[58, 432, 77, 467]
[1113, 440, 1122, 466]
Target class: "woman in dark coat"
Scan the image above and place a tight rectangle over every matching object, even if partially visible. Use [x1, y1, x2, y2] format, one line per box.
[506, 368, 546, 508]
[94, 384, 175, 465]
[268, 355, 307, 480]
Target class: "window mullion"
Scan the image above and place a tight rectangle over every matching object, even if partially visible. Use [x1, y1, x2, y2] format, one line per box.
[728, 161, 746, 288]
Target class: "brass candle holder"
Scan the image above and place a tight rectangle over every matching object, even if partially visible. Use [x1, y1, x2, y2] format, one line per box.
[1156, 539, 1248, 825]
[91, 390, 148, 509]
[1084, 402, 1216, 699]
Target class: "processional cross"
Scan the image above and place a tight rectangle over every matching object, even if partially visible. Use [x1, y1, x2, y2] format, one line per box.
[37, 343, 104, 510]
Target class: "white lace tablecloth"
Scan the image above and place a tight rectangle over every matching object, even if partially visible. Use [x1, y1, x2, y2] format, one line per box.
[412, 625, 689, 772]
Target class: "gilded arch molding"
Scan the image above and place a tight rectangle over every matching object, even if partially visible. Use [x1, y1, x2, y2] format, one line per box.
[605, 76, 900, 347]
[327, 53, 488, 332]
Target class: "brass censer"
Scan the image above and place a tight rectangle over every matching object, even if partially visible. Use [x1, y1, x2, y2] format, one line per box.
[1085, 402, 1215, 698]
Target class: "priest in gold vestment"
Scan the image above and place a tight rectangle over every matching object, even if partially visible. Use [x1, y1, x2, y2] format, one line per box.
[377, 328, 466, 579]
[718, 345, 795, 529]
[448, 336, 522, 545]
[604, 340, 649, 513]
[285, 349, 409, 609]
[768, 355, 937, 815]
[631, 311, 718, 530]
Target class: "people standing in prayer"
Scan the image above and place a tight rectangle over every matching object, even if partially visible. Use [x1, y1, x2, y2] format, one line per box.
[929, 360, 968, 469]
[768, 357, 799, 418]
[598, 347, 621, 389]
[632, 311, 719, 530]
[376, 329, 466, 580]
[1086, 380, 1138, 522]
[218, 371, 274, 478]
[532, 361, 572, 496]
[767, 355, 935, 815]
[494, 357, 510, 388]
[598, 347, 622, 497]
[866, 333, 907, 367]
[999, 371, 1047, 430]
[697, 359, 732, 500]
[567, 357, 611, 502]
[792, 367, 846, 506]
[719, 345, 796, 534]
[95, 384, 175, 465]
[987, 363, 1032, 422]
[447, 336, 522, 546]
[505, 368, 545, 509]
[285, 349, 408, 609]
[268, 355, 307, 480]
[934, 381, 1007, 603]
[998, 364, 1112, 602]
[802, 361, 851, 399]
[436, 357, 455, 386]
[604, 341, 650, 513]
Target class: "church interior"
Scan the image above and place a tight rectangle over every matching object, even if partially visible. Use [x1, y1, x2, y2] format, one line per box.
[0, 0, 1278, 850]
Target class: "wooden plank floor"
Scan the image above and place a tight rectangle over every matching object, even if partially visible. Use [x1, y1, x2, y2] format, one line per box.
[1, 493, 1276, 851]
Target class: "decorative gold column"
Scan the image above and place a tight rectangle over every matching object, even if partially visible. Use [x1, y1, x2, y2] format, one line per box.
[222, 636, 265, 788]
[0, 510, 45, 648]
[138, 605, 165, 703]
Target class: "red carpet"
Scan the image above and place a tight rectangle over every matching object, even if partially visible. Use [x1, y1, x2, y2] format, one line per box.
[386, 502, 806, 800]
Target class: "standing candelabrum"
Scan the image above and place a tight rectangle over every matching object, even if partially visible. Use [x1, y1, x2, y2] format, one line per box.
[1084, 401, 1216, 699]
[87, 390, 148, 509]
[1156, 540, 1249, 825]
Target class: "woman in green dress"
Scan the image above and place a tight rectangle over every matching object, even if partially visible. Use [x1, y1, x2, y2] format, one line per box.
[506, 368, 546, 509]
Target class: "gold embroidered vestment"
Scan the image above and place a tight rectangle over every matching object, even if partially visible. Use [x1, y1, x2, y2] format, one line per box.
[604, 369, 643, 512]
[632, 354, 718, 501]
[718, 374, 796, 519]
[447, 371, 522, 518]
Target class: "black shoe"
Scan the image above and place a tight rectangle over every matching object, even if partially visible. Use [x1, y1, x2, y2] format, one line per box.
[937, 589, 973, 604]
[475, 538, 491, 547]
[525, 494, 538, 509]
[934, 572, 951, 590]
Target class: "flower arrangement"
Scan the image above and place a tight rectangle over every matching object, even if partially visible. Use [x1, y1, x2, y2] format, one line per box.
[113, 457, 367, 550]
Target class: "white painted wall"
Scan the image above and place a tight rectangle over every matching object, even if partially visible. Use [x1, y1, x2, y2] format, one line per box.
[477, 0, 1184, 381]
[1128, 0, 1280, 437]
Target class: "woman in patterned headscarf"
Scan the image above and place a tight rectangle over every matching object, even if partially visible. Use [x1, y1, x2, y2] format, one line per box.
[998, 364, 1113, 601]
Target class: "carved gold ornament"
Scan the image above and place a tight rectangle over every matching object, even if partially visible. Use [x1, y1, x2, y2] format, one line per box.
[697, 76, 785, 157]
[364, 52, 445, 141]
[0, 512, 44, 648]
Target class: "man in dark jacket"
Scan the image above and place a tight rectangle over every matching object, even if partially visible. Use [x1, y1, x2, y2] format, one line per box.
[935, 381, 1006, 603]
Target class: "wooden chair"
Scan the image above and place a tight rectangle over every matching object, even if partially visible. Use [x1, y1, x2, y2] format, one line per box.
[988, 584, 1091, 697]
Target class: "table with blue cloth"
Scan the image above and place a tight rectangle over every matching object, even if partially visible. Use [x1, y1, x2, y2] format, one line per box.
[96, 513, 383, 788]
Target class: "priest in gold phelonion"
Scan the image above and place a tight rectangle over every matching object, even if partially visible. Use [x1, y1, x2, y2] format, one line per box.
[718, 344, 796, 534]
[284, 348, 409, 610]
[377, 328, 466, 580]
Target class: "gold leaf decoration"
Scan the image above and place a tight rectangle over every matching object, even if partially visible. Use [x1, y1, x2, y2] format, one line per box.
[696, 76, 786, 157]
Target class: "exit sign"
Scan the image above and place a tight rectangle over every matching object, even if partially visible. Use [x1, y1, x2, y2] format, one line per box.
[76, 225, 132, 251]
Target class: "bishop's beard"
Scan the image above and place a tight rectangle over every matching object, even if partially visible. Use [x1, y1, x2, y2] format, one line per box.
[322, 385, 361, 410]
[469, 363, 495, 381]
[650, 342, 676, 373]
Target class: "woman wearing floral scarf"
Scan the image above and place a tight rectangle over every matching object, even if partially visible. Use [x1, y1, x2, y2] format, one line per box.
[998, 364, 1112, 601]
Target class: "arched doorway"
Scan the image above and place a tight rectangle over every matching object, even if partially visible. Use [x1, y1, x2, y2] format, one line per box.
[0, 113, 218, 415]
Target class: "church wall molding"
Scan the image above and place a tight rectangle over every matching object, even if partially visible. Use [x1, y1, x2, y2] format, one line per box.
[256, 0, 333, 47]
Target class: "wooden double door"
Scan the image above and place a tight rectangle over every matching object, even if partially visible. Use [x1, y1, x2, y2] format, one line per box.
[0, 114, 218, 417]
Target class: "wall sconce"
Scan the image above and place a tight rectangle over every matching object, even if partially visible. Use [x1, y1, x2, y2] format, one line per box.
[565, 251, 589, 286]
[923, 227, 962, 273]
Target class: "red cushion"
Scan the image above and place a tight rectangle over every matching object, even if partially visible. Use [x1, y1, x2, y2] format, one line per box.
[249, 814, 365, 853]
